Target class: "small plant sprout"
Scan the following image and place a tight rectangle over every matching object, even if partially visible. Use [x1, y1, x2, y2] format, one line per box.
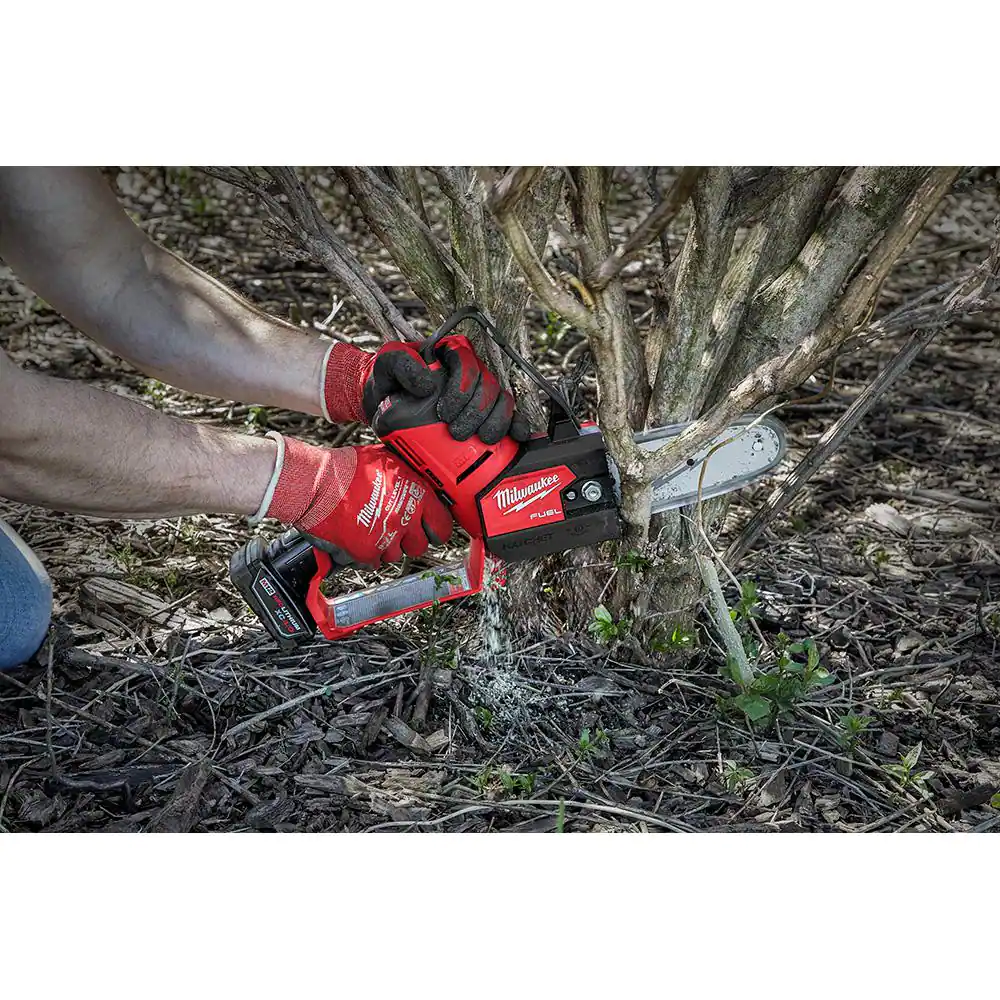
[723, 636, 836, 728]
[245, 405, 269, 428]
[588, 604, 631, 644]
[541, 310, 570, 348]
[883, 742, 934, 792]
[649, 624, 697, 654]
[472, 766, 534, 797]
[578, 727, 608, 756]
[722, 761, 755, 793]
[838, 713, 872, 750]
[731, 579, 760, 623]
[616, 549, 652, 573]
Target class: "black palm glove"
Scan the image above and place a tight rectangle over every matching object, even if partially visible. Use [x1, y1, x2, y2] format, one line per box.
[359, 342, 438, 423]
[428, 334, 532, 444]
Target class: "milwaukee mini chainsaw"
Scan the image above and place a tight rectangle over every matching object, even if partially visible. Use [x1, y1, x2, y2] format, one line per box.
[230, 306, 787, 644]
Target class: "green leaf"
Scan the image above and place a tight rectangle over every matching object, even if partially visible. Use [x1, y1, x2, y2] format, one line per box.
[990, 792, 1000, 810]
[593, 604, 613, 625]
[733, 694, 772, 723]
[806, 640, 820, 671]
[902, 743, 922, 771]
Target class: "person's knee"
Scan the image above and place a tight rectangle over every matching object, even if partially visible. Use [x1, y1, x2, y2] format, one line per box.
[0, 519, 53, 670]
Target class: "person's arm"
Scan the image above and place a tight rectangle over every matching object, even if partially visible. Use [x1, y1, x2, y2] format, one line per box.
[0, 166, 329, 415]
[0, 349, 453, 566]
[0, 348, 277, 519]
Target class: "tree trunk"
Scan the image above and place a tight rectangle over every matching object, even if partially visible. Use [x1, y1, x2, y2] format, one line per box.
[223, 165, 965, 644]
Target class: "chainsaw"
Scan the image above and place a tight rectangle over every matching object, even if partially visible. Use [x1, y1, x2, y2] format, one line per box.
[230, 306, 787, 644]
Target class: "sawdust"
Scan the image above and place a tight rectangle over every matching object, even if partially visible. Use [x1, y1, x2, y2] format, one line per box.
[466, 557, 540, 726]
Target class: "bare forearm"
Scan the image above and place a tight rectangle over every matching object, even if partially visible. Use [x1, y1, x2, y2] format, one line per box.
[0, 356, 276, 519]
[0, 166, 329, 413]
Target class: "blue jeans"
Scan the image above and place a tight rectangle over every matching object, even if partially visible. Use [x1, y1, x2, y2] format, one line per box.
[0, 517, 52, 669]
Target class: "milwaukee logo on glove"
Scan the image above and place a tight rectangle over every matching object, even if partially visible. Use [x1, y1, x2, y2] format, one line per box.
[357, 469, 386, 531]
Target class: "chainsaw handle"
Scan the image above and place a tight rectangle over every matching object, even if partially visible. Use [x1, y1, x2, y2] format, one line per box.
[304, 538, 488, 640]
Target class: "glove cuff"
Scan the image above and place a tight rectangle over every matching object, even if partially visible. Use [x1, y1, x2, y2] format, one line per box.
[249, 431, 357, 529]
[320, 341, 374, 424]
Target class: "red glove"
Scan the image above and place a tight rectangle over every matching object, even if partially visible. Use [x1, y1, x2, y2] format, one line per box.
[251, 433, 453, 568]
[319, 338, 530, 445]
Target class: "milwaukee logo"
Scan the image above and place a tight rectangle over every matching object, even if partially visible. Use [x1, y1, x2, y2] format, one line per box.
[495, 474, 562, 515]
[357, 469, 385, 531]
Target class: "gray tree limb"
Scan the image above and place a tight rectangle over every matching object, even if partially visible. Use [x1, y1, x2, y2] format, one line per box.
[712, 167, 928, 396]
[486, 166, 544, 219]
[699, 167, 844, 411]
[591, 166, 703, 291]
[640, 167, 961, 486]
[568, 167, 650, 429]
[336, 166, 472, 322]
[648, 167, 737, 424]
[203, 166, 417, 343]
[733, 166, 830, 223]
[385, 167, 430, 227]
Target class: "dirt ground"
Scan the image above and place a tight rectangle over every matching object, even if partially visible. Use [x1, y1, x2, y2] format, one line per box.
[1, 167, 998, 833]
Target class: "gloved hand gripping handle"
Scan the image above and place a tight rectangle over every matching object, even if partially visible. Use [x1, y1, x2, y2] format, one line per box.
[231, 305, 607, 643]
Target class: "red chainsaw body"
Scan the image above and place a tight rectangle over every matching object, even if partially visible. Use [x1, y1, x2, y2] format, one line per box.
[229, 309, 621, 644]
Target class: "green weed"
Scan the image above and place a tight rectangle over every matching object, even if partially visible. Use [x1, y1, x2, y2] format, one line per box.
[578, 727, 608, 756]
[723, 637, 835, 727]
[588, 604, 631, 644]
[649, 624, 697, 654]
[837, 712, 872, 751]
[142, 378, 168, 404]
[730, 579, 760, 623]
[541, 311, 570, 348]
[883, 742, 934, 792]
[472, 766, 534, 797]
[616, 549, 652, 573]
[722, 761, 755, 793]
[245, 405, 269, 428]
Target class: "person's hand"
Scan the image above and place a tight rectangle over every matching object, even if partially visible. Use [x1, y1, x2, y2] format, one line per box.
[320, 338, 531, 445]
[251, 434, 453, 568]
[423, 333, 532, 444]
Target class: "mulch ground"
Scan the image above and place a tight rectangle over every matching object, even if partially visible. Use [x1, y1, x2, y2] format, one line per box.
[1, 167, 998, 832]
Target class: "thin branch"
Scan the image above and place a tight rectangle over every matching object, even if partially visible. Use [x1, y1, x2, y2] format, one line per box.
[487, 198, 596, 333]
[337, 166, 473, 320]
[725, 326, 942, 564]
[640, 167, 961, 484]
[592, 166, 704, 291]
[697, 554, 754, 684]
[428, 166, 467, 207]
[486, 166, 544, 218]
[202, 166, 416, 342]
